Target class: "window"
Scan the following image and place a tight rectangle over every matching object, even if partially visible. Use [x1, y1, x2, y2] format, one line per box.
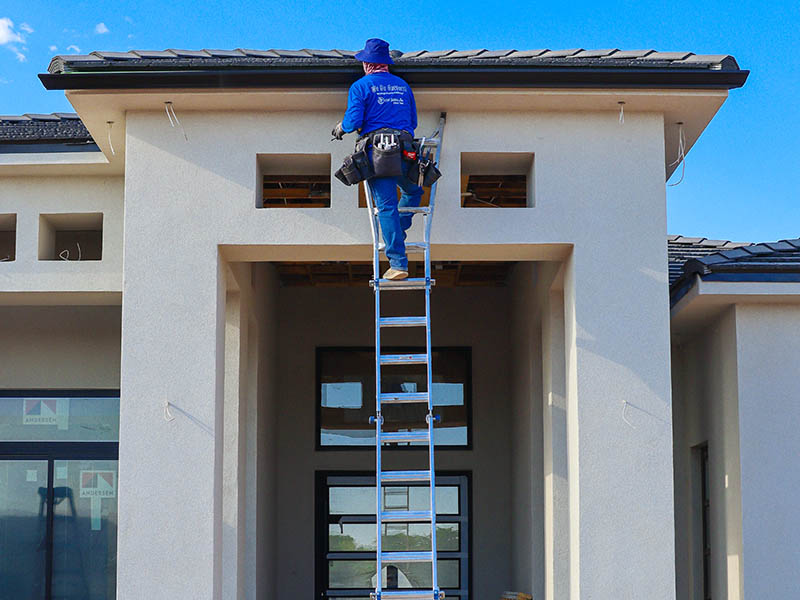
[0, 214, 16, 262]
[0, 391, 119, 600]
[460, 152, 534, 208]
[38, 213, 103, 261]
[317, 347, 471, 449]
[699, 444, 711, 600]
[257, 153, 331, 208]
[316, 473, 470, 599]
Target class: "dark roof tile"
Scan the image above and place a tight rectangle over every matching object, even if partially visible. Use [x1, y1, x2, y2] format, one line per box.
[0, 112, 94, 144]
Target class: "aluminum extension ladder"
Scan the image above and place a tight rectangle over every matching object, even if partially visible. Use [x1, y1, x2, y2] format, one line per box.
[364, 113, 447, 600]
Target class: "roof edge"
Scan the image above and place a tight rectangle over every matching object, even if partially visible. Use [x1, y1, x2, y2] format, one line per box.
[39, 65, 749, 91]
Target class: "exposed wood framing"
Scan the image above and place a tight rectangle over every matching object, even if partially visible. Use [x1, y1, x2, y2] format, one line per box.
[262, 175, 330, 208]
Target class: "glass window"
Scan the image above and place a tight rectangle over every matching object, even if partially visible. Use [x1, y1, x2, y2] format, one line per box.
[318, 348, 471, 448]
[318, 474, 469, 599]
[0, 460, 48, 600]
[0, 394, 119, 442]
[0, 391, 119, 600]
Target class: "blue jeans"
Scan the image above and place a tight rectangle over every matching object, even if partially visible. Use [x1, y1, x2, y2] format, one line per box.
[368, 159, 424, 270]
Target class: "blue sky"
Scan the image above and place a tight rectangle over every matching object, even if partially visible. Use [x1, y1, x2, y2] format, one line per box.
[1, 1, 798, 242]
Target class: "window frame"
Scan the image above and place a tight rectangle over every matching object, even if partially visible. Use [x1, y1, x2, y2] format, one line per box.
[315, 471, 472, 599]
[0, 389, 119, 600]
[315, 346, 473, 452]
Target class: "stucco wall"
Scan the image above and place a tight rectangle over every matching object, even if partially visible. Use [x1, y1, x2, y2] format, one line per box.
[273, 284, 517, 599]
[114, 106, 674, 600]
[0, 305, 120, 388]
[734, 304, 800, 599]
[0, 175, 123, 295]
[672, 307, 742, 599]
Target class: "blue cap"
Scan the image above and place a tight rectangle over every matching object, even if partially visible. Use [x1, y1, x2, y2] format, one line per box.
[354, 38, 394, 65]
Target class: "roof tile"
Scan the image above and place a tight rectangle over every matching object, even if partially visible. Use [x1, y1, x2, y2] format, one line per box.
[643, 51, 693, 61]
[504, 49, 548, 58]
[574, 49, 619, 58]
[539, 49, 583, 58]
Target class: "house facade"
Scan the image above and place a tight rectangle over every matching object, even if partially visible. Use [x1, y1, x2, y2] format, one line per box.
[0, 46, 794, 600]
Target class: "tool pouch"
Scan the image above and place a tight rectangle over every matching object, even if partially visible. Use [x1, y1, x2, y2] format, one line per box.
[371, 132, 403, 177]
[334, 148, 374, 186]
[405, 154, 442, 188]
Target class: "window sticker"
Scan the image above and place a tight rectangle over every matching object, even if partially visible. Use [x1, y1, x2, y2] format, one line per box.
[22, 397, 70, 430]
[26, 469, 38, 482]
[80, 470, 116, 531]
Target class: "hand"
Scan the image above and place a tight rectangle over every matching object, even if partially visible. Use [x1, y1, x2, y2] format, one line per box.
[331, 122, 346, 140]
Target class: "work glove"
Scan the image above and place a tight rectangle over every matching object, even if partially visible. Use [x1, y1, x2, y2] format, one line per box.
[331, 122, 346, 141]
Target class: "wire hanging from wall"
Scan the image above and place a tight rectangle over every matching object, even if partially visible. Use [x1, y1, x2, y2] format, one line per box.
[165, 101, 189, 141]
[667, 122, 686, 187]
[58, 242, 82, 261]
[618, 101, 625, 124]
[164, 401, 175, 422]
[106, 121, 115, 156]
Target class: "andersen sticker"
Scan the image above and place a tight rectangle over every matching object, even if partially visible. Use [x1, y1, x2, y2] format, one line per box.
[22, 398, 69, 430]
[80, 470, 116, 498]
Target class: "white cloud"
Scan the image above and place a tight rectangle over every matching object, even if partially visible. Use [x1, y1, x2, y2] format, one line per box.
[0, 17, 24, 45]
[127, 34, 134, 39]
[20, 22, 33, 34]
[124, 16, 134, 24]
[94, 22, 109, 34]
[0, 77, 9, 84]
[67, 44, 81, 53]
[0, 17, 27, 61]
[49, 45, 57, 51]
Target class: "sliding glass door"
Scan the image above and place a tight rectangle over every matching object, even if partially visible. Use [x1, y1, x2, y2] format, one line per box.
[0, 391, 119, 600]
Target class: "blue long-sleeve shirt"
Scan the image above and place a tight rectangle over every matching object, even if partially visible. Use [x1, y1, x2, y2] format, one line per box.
[341, 72, 417, 136]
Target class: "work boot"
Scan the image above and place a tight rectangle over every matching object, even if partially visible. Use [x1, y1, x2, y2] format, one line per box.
[382, 267, 408, 280]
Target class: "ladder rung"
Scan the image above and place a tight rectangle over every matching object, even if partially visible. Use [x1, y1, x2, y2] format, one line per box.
[378, 591, 440, 599]
[380, 353, 427, 365]
[398, 207, 431, 214]
[380, 510, 432, 522]
[371, 278, 434, 290]
[379, 316, 427, 328]
[378, 242, 428, 253]
[380, 392, 428, 404]
[381, 551, 433, 563]
[382, 431, 429, 444]
[380, 469, 431, 483]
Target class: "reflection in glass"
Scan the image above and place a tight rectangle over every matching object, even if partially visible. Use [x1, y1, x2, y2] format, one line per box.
[329, 486, 458, 515]
[329, 522, 459, 552]
[329, 559, 458, 589]
[318, 348, 469, 447]
[0, 396, 120, 442]
[0, 460, 48, 600]
[52, 460, 118, 600]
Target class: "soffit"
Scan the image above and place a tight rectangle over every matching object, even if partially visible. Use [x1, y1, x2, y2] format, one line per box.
[63, 86, 728, 178]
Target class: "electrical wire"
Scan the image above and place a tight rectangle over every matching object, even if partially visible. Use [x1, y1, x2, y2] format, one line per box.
[106, 121, 115, 156]
[165, 101, 188, 141]
[668, 123, 686, 187]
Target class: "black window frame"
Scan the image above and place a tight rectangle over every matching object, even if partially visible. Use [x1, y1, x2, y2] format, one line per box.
[315, 471, 472, 600]
[0, 389, 120, 600]
[315, 346, 473, 451]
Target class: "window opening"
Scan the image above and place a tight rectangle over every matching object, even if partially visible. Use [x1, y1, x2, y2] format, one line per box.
[317, 347, 471, 449]
[0, 390, 119, 600]
[460, 152, 534, 208]
[317, 472, 470, 599]
[0, 214, 16, 262]
[257, 153, 331, 208]
[38, 213, 103, 261]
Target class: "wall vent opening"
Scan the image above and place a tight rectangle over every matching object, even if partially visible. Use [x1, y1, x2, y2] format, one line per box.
[39, 213, 103, 261]
[257, 154, 331, 208]
[0, 214, 16, 262]
[460, 152, 535, 208]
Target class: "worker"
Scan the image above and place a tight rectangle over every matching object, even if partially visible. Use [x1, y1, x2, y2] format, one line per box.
[332, 38, 422, 281]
